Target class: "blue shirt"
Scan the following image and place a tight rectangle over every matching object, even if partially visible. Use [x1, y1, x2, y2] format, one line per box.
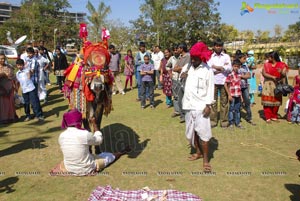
[25, 56, 39, 84]
[140, 63, 154, 82]
[239, 63, 250, 89]
[16, 68, 35, 93]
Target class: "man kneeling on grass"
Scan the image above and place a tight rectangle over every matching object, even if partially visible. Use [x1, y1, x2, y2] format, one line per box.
[182, 42, 215, 172]
[59, 109, 130, 176]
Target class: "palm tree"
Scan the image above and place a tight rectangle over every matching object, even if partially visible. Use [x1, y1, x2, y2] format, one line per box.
[140, 0, 169, 46]
[86, 0, 111, 42]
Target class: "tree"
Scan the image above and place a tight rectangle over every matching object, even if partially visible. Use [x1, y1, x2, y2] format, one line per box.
[219, 24, 238, 42]
[86, 0, 111, 42]
[0, 0, 76, 49]
[282, 21, 300, 42]
[129, 17, 151, 47]
[173, 0, 220, 46]
[140, 0, 170, 45]
[239, 30, 254, 43]
[274, 24, 283, 42]
[255, 30, 270, 43]
[106, 19, 135, 51]
[130, 0, 221, 48]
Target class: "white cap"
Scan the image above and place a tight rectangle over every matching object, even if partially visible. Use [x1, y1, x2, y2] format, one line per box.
[247, 50, 254, 55]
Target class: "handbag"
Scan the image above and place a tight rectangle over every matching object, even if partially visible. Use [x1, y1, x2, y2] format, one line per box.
[274, 83, 294, 96]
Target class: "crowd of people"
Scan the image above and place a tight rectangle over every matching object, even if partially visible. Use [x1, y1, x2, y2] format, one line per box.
[0, 38, 299, 173]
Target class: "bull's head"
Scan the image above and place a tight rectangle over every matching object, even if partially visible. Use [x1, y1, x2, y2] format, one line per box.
[90, 75, 105, 102]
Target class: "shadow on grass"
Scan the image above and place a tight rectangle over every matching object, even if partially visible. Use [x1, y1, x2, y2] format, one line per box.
[285, 184, 300, 201]
[258, 110, 265, 120]
[154, 93, 161, 98]
[42, 126, 62, 134]
[0, 177, 19, 194]
[47, 85, 60, 95]
[0, 137, 50, 157]
[96, 123, 150, 159]
[189, 137, 219, 162]
[43, 105, 68, 119]
[208, 137, 219, 162]
[0, 131, 9, 138]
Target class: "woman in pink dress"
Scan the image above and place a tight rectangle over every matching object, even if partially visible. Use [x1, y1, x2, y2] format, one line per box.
[0, 53, 18, 123]
[124, 49, 134, 91]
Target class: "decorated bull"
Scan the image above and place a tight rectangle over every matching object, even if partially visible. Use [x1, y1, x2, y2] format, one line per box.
[63, 25, 113, 133]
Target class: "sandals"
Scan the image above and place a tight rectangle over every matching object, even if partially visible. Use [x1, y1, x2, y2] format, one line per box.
[271, 118, 280, 122]
[203, 163, 212, 172]
[188, 154, 203, 161]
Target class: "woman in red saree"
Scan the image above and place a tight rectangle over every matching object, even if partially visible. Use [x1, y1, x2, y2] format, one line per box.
[261, 51, 288, 123]
[0, 53, 18, 123]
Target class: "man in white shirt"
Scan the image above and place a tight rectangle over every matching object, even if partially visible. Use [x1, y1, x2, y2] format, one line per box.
[59, 110, 130, 176]
[151, 45, 164, 89]
[207, 39, 232, 128]
[182, 42, 215, 172]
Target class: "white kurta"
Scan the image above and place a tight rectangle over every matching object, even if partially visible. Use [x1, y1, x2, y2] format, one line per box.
[59, 127, 103, 175]
[182, 62, 215, 144]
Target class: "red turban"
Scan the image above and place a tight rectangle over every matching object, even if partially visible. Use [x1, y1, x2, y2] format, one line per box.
[61, 109, 83, 129]
[190, 42, 212, 63]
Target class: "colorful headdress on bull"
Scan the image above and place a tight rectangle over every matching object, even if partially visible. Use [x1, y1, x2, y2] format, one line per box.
[80, 25, 111, 69]
[83, 41, 110, 68]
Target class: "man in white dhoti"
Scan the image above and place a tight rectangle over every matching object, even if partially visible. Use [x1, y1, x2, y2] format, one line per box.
[182, 42, 215, 172]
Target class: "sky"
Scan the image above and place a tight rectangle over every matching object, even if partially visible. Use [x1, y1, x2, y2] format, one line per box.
[11, 0, 300, 36]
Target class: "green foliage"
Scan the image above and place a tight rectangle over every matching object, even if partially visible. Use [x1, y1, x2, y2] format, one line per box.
[0, 0, 78, 49]
[86, 0, 111, 42]
[256, 30, 270, 43]
[282, 21, 300, 42]
[219, 24, 239, 42]
[130, 0, 221, 49]
[106, 20, 135, 52]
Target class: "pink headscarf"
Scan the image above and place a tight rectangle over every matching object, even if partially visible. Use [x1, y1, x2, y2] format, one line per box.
[61, 109, 83, 129]
[189, 42, 212, 63]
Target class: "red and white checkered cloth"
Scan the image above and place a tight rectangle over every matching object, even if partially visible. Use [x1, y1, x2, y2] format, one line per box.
[88, 185, 202, 201]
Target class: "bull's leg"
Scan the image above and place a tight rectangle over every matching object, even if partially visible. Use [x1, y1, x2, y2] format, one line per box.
[94, 103, 104, 154]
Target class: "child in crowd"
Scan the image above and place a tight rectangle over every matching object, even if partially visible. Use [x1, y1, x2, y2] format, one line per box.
[124, 49, 134, 91]
[140, 55, 155, 109]
[224, 59, 244, 129]
[238, 53, 256, 126]
[15, 59, 44, 122]
[247, 50, 257, 106]
[25, 47, 39, 90]
[290, 85, 300, 124]
[286, 63, 300, 121]
[292, 63, 300, 87]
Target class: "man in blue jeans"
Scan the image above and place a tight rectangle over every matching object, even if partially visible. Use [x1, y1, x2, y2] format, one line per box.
[135, 42, 151, 101]
[238, 53, 256, 126]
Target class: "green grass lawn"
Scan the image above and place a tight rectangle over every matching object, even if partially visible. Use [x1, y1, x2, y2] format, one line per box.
[0, 75, 299, 201]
